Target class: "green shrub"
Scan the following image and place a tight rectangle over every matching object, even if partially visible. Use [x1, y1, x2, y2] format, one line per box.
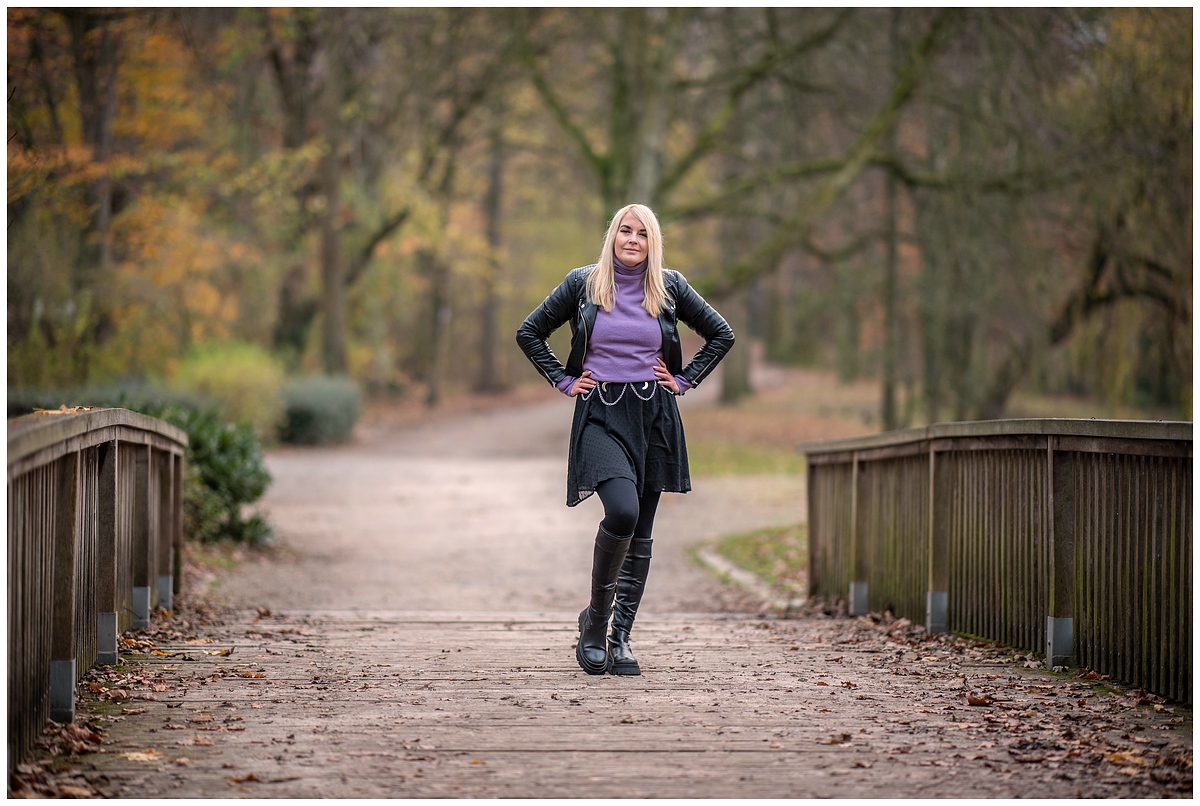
[280, 375, 361, 445]
[159, 405, 273, 546]
[7, 382, 273, 546]
[168, 342, 286, 440]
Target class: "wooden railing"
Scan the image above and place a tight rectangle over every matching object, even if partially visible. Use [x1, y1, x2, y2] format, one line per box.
[7, 409, 187, 767]
[801, 419, 1192, 703]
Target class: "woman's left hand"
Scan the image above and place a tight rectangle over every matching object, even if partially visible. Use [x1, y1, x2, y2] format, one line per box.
[654, 358, 680, 394]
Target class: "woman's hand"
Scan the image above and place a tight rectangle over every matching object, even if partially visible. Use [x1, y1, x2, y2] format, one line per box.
[570, 370, 598, 397]
[654, 358, 680, 394]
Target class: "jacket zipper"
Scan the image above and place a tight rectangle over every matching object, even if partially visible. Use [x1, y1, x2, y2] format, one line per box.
[579, 298, 588, 373]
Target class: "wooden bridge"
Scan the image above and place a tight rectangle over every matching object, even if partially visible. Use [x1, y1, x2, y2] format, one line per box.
[6, 403, 1193, 797]
[802, 418, 1193, 703]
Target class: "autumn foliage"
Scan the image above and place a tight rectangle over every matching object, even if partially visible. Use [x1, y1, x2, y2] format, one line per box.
[7, 9, 1191, 421]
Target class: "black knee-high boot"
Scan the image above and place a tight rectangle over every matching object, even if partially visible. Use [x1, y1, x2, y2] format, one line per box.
[608, 536, 652, 675]
[576, 524, 632, 675]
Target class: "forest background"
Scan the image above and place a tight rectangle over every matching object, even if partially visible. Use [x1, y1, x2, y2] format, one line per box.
[7, 8, 1192, 433]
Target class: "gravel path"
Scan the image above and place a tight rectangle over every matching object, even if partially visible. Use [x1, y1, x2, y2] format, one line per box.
[214, 384, 804, 616]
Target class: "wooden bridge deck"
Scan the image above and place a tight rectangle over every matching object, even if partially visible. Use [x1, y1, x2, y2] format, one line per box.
[60, 608, 1189, 798]
[14, 394, 1190, 797]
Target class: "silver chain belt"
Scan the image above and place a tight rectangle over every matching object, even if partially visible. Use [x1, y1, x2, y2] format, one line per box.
[583, 380, 659, 406]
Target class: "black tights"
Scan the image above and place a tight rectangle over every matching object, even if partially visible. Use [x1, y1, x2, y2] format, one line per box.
[596, 478, 660, 538]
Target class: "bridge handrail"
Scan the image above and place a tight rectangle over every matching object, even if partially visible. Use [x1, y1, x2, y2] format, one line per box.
[798, 418, 1192, 703]
[7, 408, 188, 768]
[798, 417, 1192, 457]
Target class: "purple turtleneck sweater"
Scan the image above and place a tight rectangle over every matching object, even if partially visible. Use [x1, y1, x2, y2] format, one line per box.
[556, 258, 692, 396]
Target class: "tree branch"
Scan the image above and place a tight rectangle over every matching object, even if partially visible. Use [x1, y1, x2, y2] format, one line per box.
[661, 157, 845, 223]
[344, 207, 411, 288]
[696, 9, 960, 299]
[871, 151, 1083, 196]
[516, 35, 607, 181]
[654, 12, 852, 201]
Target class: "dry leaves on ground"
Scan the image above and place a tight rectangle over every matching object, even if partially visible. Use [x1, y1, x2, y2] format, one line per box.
[789, 602, 1192, 797]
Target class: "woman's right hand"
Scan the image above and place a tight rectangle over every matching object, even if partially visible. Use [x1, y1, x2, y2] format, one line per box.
[570, 370, 597, 397]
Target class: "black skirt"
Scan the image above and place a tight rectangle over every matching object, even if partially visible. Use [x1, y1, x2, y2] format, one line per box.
[566, 380, 691, 507]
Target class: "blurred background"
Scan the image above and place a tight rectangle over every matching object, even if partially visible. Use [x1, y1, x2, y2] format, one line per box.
[7, 8, 1192, 434]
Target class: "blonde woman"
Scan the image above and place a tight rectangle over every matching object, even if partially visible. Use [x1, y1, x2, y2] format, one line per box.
[516, 203, 735, 675]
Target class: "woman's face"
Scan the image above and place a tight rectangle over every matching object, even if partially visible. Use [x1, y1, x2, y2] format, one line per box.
[614, 212, 649, 265]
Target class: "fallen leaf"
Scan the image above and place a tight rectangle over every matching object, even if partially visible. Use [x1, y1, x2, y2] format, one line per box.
[1106, 751, 1147, 767]
[121, 749, 163, 762]
[967, 691, 994, 707]
[58, 784, 96, 797]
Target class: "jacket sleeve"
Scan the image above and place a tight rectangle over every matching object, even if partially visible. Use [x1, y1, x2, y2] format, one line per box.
[515, 270, 580, 387]
[673, 273, 735, 388]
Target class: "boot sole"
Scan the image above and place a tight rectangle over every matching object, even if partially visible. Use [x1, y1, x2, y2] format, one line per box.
[609, 658, 641, 676]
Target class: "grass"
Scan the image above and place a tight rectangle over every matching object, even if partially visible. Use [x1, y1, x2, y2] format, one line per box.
[687, 440, 808, 476]
[186, 542, 247, 572]
[713, 522, 807, 595]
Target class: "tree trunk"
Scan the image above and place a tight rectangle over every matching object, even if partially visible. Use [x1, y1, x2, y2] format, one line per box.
[719, 290, 753, 405]
[881, 166, 899, 431]
[880, 9, 903, 431]
[476, 104, 507, 393]
[628, 9, 682, 206]
[422, 248, 453, 408]
[319, 45, 347, 375]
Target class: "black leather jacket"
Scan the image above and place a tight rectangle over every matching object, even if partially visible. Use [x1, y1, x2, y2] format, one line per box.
[516, 264, 735, 390]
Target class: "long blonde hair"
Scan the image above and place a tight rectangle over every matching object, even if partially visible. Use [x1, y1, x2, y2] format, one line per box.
[587, 203, 668, 316]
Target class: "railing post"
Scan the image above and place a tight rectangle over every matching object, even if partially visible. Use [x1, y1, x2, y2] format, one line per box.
[156, 451, 174, 612]
[172, 453, 184, 597]
[50, 454, 80, 724]
[1047, 441, 1075, 667]
[926, 445, 949, 633]
[96, 441, 120, 665]
[132, 446, 153, 629]
[848, 452, 869, 615]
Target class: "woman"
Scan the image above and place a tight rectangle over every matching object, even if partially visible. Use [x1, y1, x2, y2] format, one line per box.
[516, 203, 734, 676]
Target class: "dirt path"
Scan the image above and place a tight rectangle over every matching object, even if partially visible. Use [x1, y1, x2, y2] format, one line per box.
[214, 382, 804, 615]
